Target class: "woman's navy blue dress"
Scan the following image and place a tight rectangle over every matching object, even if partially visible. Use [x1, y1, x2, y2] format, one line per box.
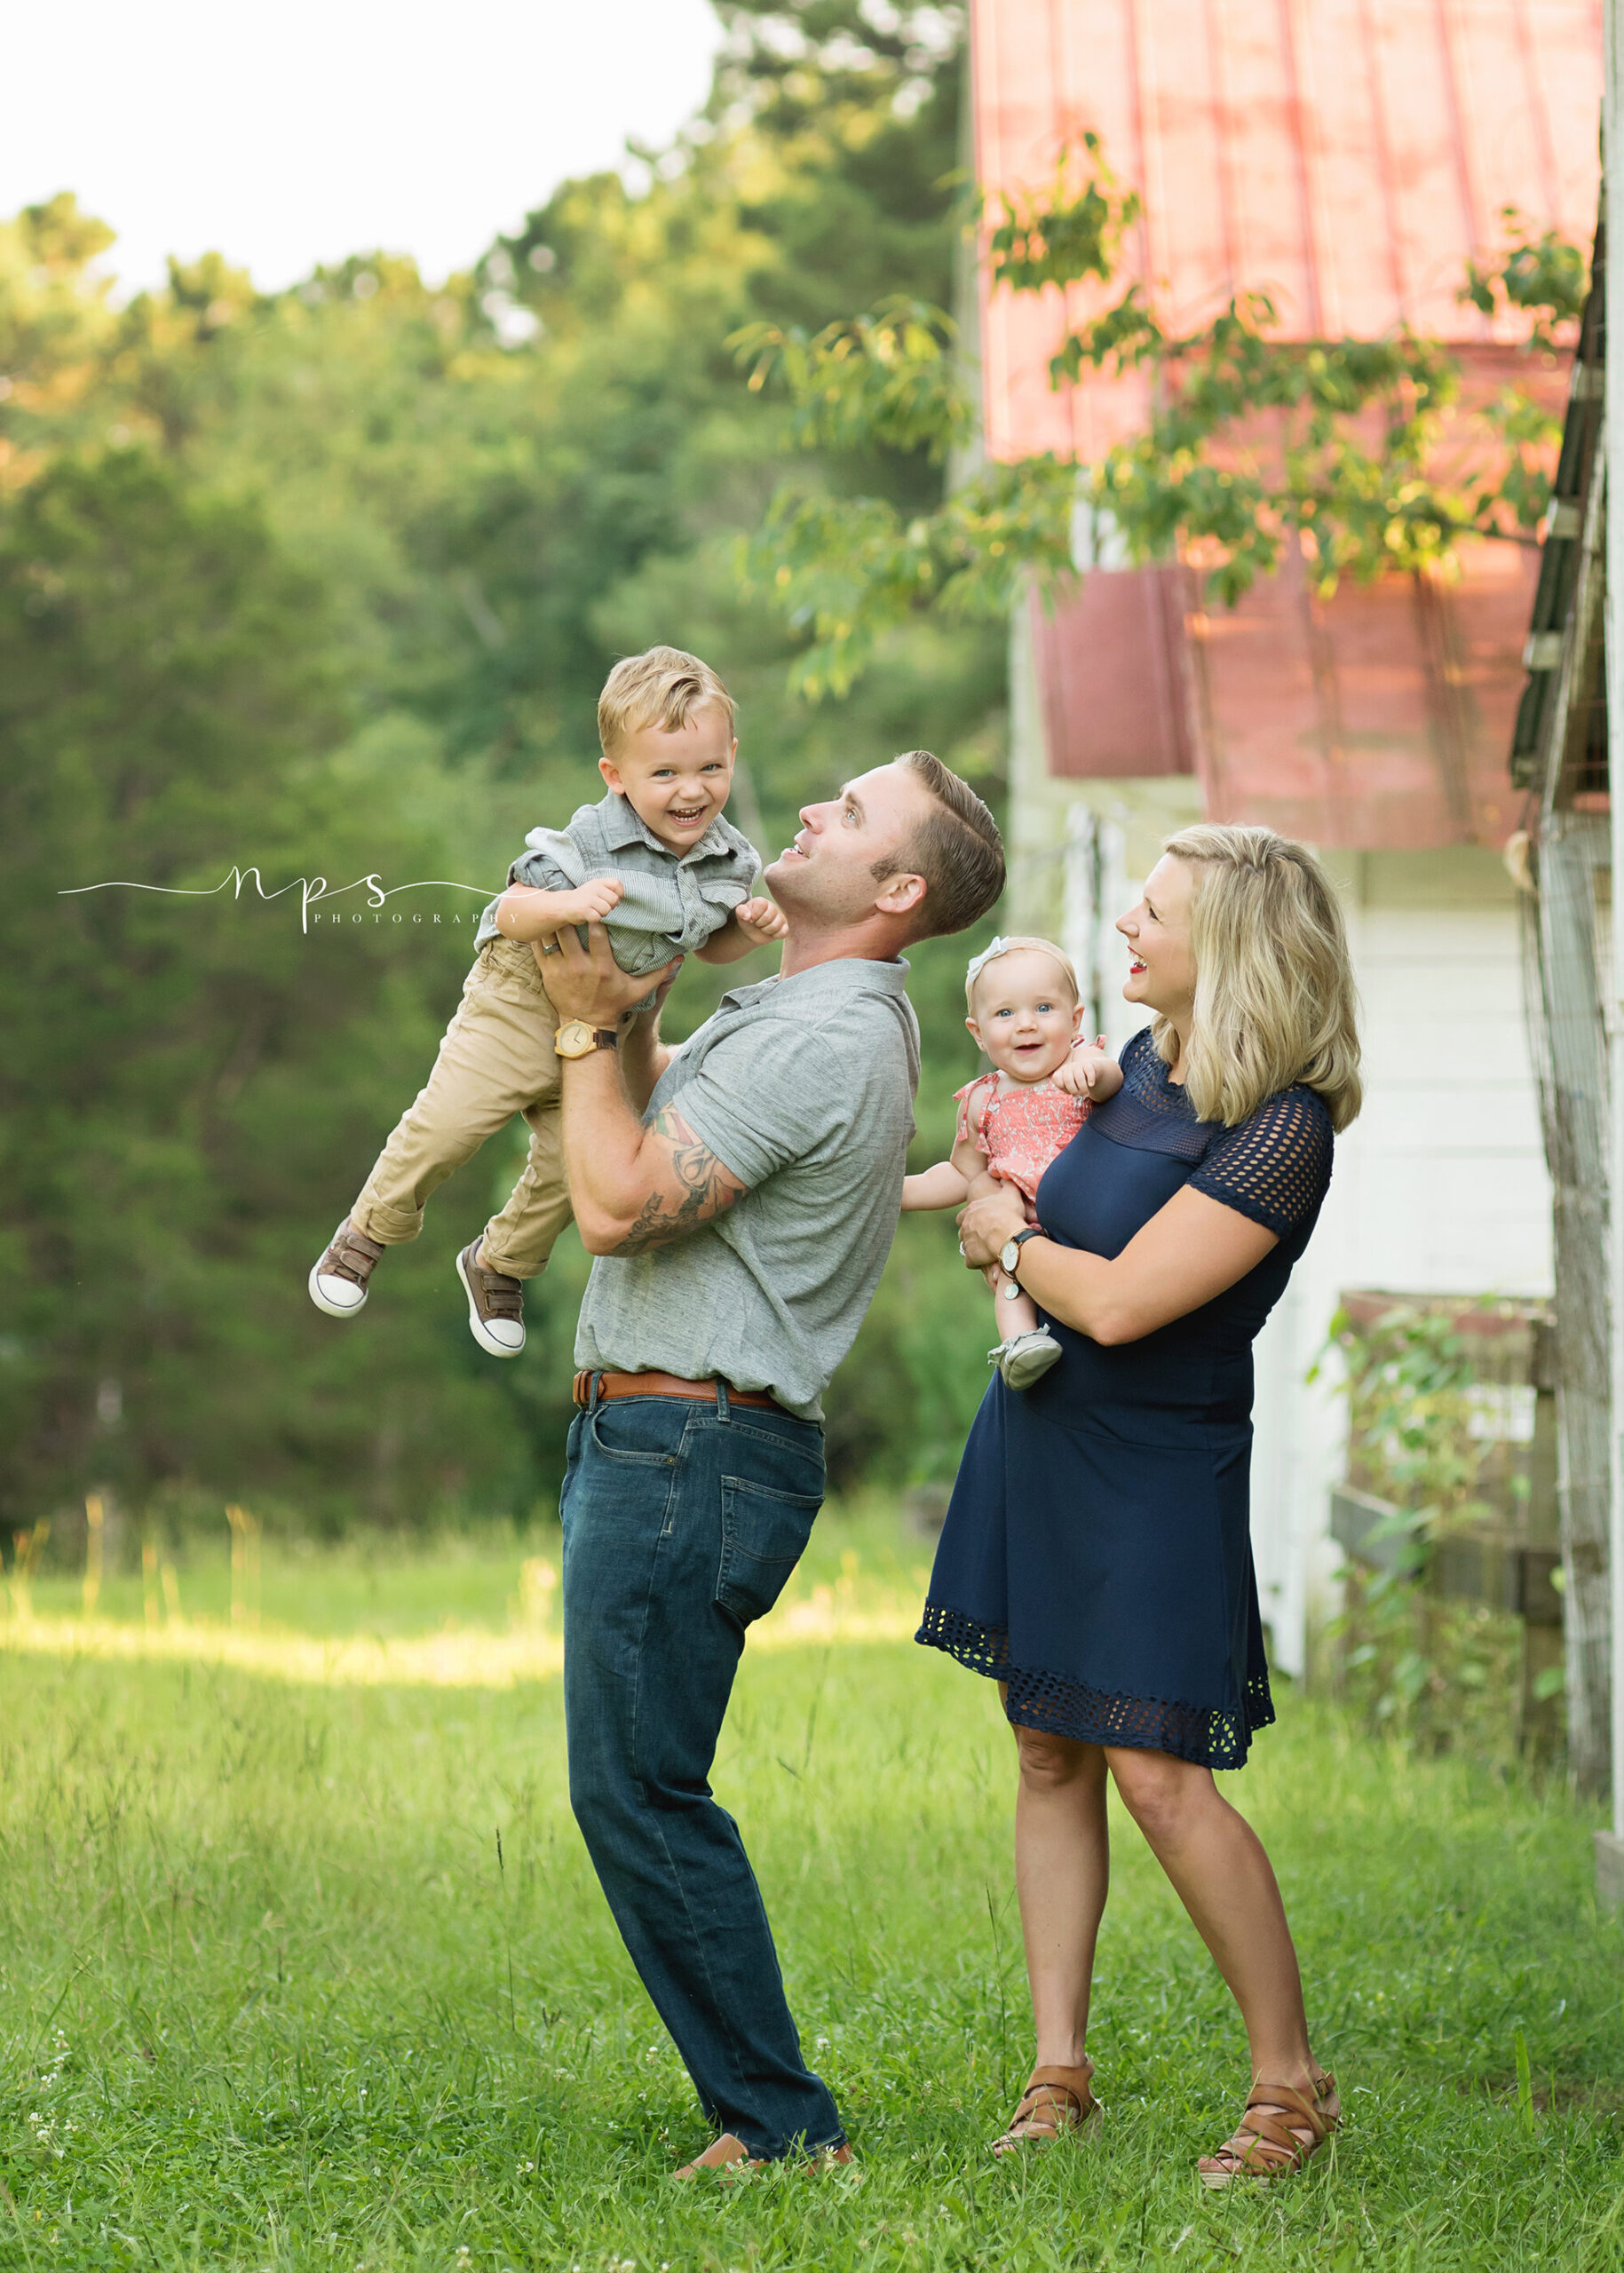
[918, 1026, 1334, 1770]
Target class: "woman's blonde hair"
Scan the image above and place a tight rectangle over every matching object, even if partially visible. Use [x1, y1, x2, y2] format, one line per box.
[1154, 825, 1362, 1131]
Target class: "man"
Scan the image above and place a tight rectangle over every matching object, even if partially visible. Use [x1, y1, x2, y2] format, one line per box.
[536, 748, 1003, 2172]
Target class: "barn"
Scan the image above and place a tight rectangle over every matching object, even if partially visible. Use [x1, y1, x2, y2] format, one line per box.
[969, 0, 1603, 1670]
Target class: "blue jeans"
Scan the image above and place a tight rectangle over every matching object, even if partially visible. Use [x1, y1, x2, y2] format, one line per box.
[559, 1382, 844, 2158]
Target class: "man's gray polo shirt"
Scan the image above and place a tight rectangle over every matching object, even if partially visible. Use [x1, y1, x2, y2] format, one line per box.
[476, 790, 758, 973]
[574, 956, 921, 1421]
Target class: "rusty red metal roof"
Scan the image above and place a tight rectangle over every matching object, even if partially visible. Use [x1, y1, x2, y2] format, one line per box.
[974, 0, 1602, 847]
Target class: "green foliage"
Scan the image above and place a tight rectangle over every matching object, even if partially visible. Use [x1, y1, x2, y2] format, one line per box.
[1462, 205, 1589, 351]
[1319, 1305, 1535, 1762]
[741, 416, 1077, 694]
[0, 448, 535, 1533]
[733, 297, 970, 460]
[985, 132, 1139, 296]
[1, 1556, 1621, 2269]
[1, 9, 1009, 1533]
[709, 3, 967, 337]
[1084, 302, 1471, 603]
[740, 133, 1588, 688]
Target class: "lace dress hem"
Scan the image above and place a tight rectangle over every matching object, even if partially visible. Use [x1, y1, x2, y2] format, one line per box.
[915, 1601, 1275, 1770]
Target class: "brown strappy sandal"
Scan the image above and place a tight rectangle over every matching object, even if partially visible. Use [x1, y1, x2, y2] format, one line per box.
[1197, 2071, 1340, 2188]
[991, 2060, 1102, 2154]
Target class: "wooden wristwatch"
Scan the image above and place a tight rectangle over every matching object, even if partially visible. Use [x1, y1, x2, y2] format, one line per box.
[554, 1019, 619, 1059]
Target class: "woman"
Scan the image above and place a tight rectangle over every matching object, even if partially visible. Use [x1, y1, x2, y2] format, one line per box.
[919, 824, 1360, 2185]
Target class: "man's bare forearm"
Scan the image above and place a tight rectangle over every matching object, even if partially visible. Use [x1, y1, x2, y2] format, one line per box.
[601, 1107, 743, 1255]
[558, 1049, 657, 1252]
[558, 1050, 744, 1256]
[618, 1011, 670, 1113]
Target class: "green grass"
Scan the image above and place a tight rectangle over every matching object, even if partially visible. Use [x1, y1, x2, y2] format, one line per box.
[20, 1502, 930, 1640]
[2, 1519, 1621, 2271]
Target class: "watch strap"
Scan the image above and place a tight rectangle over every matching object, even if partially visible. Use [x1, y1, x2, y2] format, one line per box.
[1005, 1225, 1046, 1279]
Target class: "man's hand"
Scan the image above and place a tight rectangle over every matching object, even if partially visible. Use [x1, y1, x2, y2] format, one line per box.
[733, 896, 788, 946]
[957, 1182, 1029, 1271]
[538, 920, 683, 1029]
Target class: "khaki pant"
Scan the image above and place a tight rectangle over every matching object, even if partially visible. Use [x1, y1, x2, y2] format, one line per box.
[351, 939, 573, 1280]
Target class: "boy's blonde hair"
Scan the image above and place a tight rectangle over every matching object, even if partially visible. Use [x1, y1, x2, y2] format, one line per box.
[964, 934, 1080, 1015]
[598, 646, 735, 757]
[1156, 824, 1363, 1131]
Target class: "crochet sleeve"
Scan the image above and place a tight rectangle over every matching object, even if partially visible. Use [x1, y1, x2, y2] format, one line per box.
[1188, 1088, 1333, 1235]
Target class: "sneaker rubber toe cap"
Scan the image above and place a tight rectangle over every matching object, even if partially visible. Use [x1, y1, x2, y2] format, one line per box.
[309, 1265, 368, 1317]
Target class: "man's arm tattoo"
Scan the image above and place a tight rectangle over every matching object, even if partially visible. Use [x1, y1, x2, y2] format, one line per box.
[606, 1106, 747, 1256]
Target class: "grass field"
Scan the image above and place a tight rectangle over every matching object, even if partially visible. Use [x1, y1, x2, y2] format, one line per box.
[2, 1515, 1621, 2272]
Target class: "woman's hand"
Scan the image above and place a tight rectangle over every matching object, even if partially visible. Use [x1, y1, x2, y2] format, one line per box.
[957, 1181, 1029, 1270]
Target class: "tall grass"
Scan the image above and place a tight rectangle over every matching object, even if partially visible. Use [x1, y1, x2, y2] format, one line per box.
[0, 1525, 1620, 2270]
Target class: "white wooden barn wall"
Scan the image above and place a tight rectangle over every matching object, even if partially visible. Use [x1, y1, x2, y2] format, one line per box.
[1249, 850, 1553, 1677]
[1006, 618, 1554, 1676]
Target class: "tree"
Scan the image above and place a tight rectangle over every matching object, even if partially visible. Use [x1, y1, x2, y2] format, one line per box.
[734, 140, 1586, 693]
[1, 1, 1007, 1532]
[0, 450, 519, 1528]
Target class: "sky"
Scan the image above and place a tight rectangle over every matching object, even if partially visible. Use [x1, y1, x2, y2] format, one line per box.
[5, 0, 726, 297]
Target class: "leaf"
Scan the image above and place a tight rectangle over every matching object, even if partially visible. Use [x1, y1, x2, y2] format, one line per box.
[1514, 2027, 1536, 2130]
[985, 137, 1139, 297]
[735, 141, 1584, 697]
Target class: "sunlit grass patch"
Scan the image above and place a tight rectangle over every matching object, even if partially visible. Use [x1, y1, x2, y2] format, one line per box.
[0, 1525, 1619, 2270]
[4, 1503, 931, 1688]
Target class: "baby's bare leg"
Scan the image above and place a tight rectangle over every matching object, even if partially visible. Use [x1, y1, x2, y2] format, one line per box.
[965, 1166, 1042, 1343]
[992, 1265, 1040, 1342]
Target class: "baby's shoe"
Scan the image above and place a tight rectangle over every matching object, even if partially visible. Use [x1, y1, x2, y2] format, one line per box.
[456, 1241, 526, 1358]
[309, 1217, 384, 1318]
[998, 1328, 1062, 1391]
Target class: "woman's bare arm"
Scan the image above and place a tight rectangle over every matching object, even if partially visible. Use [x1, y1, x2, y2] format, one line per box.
[957, 1181, 1277, 1346]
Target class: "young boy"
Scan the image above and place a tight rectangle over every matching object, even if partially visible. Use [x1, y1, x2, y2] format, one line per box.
[308, 647, 786, 1356]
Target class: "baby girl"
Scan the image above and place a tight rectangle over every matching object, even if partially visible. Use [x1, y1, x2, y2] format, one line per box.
[902, 936, 1121, 1390]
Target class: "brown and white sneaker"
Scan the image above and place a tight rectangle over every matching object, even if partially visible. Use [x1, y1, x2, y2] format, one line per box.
[456, 1241, 526, 1358]
[308, 1217, 385, 1319]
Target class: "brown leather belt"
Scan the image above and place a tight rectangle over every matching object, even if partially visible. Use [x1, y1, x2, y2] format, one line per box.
[574, 1367, 787, 1415]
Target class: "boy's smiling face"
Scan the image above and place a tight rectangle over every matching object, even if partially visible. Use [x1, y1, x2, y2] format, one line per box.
[600, 707, 737, 851]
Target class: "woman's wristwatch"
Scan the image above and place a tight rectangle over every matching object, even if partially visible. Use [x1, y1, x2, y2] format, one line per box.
[1000, 1226, 1047, 1279]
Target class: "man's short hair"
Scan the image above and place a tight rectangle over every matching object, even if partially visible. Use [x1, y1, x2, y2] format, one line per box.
[598, 646, 736, 757]
[874, 751, 1005, 939]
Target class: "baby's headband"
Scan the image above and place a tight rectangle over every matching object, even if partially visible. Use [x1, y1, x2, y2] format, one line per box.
[964, 935, 1015, 991]
[965, 934, 1082, 1012]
